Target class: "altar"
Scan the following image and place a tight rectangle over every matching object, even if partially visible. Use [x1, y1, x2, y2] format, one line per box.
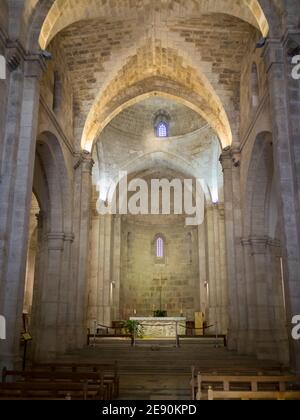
[130, 317, 186, 338]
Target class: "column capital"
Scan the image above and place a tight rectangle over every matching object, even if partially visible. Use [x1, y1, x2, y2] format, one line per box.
[4, 39, 46, 77]
[219, 147, 232, 171]
[219, 146, 241, 171]
[74, 151, 94, 174]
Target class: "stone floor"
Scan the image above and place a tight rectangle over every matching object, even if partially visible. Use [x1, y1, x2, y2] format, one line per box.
[58, 339, 284, 400]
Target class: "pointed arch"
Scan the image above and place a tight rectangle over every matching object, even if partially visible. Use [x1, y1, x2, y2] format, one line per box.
[38, 0, 270, 50]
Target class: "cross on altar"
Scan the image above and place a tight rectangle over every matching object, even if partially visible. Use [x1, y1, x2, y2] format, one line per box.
[153, 273, 168, 311]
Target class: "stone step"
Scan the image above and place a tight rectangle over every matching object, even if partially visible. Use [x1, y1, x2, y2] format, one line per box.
[58, 342, 284, 400]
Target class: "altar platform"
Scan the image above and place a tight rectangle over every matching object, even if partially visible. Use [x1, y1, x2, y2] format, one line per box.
[130, 317, 186, 338]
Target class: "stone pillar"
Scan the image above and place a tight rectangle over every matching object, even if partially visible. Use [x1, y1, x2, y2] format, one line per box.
[30, 212, 46, 344]
[207, 203, 229, 335]
[111, 215, 121, 321]
[0, 50, 45, 369]
[23, 237, 37, 315]
[71, 152, 94, 349]
[242, 235, 290, 363]
[33, 233, 66, 361]
[87, 208, 100, 331]
[220, 147, 247, 351]
[264, 40, 300, 373]
[241, 238, 257, 355]
[267, 239, 289, 365]
[198, 215, 208, 315]
[220, 149, 238, 349]
[250, 237, 277, 360]
[59, 232, 75, 353]
[97, 214, 113, 327]
[218, 204, 229, 334]
[206, 205, 217, 332]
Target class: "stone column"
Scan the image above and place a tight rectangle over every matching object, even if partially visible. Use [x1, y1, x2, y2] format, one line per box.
[33, 233, 66, 361]
[111, 215, 121, 321]
[60, 232, 75, 353]
[267, 239, 289, 365]
[98, 214, 113, 327]
[0, 50, 45, 369]
[71, 152, 94, 349]
[220, 149, 238, 349]
[198, 215, 208, 315]
[218, 204, 229, 334]
[241, 238, 257, 355]
[250, 237, 277, 360]
[220, 147, 247, 352]
[206, 205, 217, 332]
[23, 238, 37, 315]
[30, 211, 46, 345]
[264, 40, 300, 373]
[87, 208, 100, 331]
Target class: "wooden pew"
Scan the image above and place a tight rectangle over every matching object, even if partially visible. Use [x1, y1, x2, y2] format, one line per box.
[32, 362, 119, 398]
[196, 374, 300, 400]
[208, 387, 300, 400]
[0, 381, 101, 400]
[2, 369, 113, 400]
[190, 366, 285, 400]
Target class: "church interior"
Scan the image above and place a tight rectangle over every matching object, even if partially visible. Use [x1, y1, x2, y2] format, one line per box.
[0, 0, 300, 400]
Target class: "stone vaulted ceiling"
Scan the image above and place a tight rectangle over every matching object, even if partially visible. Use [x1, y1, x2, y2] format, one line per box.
[40, 1, 268, 150]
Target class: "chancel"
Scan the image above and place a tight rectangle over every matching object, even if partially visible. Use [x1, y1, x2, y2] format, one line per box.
[0, 0, 300, 402]
[130, 317, 186, 339]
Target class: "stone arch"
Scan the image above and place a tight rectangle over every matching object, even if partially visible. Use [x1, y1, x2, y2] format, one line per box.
[38, 0, 270, 50]
[100, 150, 212, 208]
[82, 75, 231, 152]
[244, 131, 275, 237]
[21, 0, 55, 51]
[242, 131, 288, 363]
[30, 131, 73, 360]
[34, 131, 72, 233]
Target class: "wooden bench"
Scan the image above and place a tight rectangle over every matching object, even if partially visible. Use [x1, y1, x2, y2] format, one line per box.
[208, 388, 300, 400]
[196, 374, 300, 400]
[0, 381, 102, 400]
[2, 369, 113, 400]
[32, 362, 119, 398]
[190, 366, 286, 400]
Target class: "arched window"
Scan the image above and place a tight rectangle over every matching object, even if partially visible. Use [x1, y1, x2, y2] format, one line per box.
[157, 121, 168, 138]
[53, 71, 62, 113]
[251, 63, 259, 110]
[154, 111, 170, 138]
[156, 236, 164, 258]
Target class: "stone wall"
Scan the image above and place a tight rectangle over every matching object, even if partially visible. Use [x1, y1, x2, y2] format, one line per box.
[120, 214, 200, 321]
[40, 38, 74, 143]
